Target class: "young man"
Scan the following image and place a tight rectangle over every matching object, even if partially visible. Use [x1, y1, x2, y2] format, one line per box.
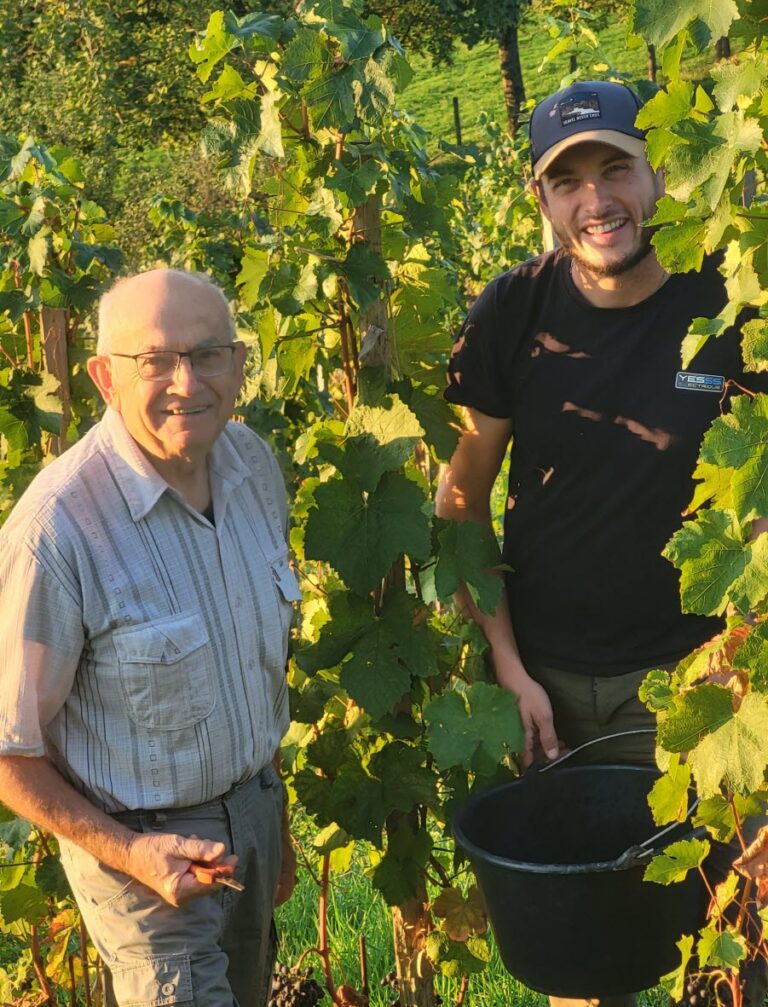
[437, 80, 765, 1006]
[0, 269, 299, 1006]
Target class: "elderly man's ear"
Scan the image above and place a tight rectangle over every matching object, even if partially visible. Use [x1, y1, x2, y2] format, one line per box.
[87, 355, 120, 409]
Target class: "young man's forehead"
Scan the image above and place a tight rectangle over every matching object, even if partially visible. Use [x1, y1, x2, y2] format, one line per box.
[543, 143, 637, 179]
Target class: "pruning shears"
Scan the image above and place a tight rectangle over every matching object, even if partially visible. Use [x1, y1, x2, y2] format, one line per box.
[188, 861, 245, 891]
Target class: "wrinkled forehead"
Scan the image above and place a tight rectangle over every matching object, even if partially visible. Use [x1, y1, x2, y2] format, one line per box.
[103, 273, 232, 353]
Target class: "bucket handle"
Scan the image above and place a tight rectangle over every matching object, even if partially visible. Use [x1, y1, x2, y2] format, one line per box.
[536, 728, 705, 868]
[536, 728, 657, 774]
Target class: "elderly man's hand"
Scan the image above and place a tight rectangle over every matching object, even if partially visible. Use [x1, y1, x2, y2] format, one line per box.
[126, 832, 237, 907]
[275, 826, 296, 907]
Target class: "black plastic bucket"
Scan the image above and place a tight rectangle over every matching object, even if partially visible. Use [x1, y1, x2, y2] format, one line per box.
[453, 763, 705, 996]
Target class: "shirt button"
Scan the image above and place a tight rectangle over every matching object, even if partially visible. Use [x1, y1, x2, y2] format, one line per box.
[161, 982, 176, 996]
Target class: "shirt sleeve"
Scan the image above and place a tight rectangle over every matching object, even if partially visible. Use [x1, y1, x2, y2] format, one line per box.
[0, 536, 84, 756]
[444, 277, 513, 419]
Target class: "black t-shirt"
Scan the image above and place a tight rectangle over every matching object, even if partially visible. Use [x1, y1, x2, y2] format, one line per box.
[446, 249, 760, 676]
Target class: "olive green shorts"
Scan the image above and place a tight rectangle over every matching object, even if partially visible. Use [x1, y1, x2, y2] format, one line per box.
[527, 662, 666, 766]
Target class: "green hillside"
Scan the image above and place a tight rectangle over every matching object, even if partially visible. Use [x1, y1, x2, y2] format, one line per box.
[399, 19, 709, 145]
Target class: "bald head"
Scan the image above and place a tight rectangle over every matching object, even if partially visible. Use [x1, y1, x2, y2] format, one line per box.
[97, 269, 234, 355]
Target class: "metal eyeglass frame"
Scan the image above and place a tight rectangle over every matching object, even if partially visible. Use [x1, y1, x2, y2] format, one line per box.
[108, 343, 242, 382]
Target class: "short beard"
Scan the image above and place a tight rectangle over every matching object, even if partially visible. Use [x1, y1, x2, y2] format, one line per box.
[557, 225, 656, 278]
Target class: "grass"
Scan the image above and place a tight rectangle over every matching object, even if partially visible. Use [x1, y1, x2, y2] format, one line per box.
[398, 19, 714, 146]
[275, 845, 672, 1007]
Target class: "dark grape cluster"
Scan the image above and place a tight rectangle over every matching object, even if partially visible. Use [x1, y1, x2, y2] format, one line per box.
[268, 963, 325, 1007]
[377, 970, 442, 1007]
[678, 971, 733, 1007]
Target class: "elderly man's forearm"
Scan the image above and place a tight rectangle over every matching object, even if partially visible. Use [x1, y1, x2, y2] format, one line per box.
[0, 754, 134, 870]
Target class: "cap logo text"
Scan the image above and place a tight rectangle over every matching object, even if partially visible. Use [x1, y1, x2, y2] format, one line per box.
[559, 92, 602, 127]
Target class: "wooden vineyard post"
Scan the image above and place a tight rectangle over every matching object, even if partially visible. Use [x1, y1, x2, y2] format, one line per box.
[353, 190, 437, 1007]
[40, 307, 72, 456]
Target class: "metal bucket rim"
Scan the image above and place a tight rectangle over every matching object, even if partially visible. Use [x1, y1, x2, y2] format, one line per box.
[453, 763, 697, 876]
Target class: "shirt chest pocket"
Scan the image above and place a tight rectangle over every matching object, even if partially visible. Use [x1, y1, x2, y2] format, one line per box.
[113, 613, 216, 732]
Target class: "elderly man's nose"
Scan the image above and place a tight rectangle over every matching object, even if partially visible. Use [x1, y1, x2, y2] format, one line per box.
[169, 356, 200, 391]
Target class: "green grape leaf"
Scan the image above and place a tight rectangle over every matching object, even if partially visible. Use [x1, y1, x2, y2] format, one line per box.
[712, 55, 768, 112]
[632, 0, 738, 49]
[35, 855, 71, 900]
[264, 260, 318, 316]
[686, 460, 733, 514]
[190, 11, 237, 83]
[338, 241, 389, 311]
[395, 382, 461, 463]
[257, 91, 285, 159]
[369, 820, 431, 905]
[432, 885, 487, 942]
[312, 823, 351, 854]
[734, 622, 768, 691]
[639, 668, 675, 713]
[327, 13, 386, 62]
[688, 691, 768, 797]
[694, 793, 763, 842]
[644, 837, 710, 884]
[0, 406, 29, 456]
[0, 817, 32, 850]
[340, 595, 439, 718]
[741, 320, 768, 373]
[306, 727, 350, 776]
[0, 854, 27, 893]
[237, 247, 270, 309]
[425, 931, 492, 977]
[296, 591, 369, 675]
[664, 509, 768, 616]
[304, 471, 430, 594]
[648, 756, 692, 825]
[354, 57, 396, 122]
[636, 81, 695, 130]
[424, 682, 524, 772]
[281, 27, 331, 85]
[651, 220, 707, 273]
[697, 928, 747, 970]
[294, 763, 386, 844]
[700, 394, 768, 522]
[320, 395, 424, 492]
[656, 684, 734, 753]
[326, 159, 382, 207]
[664, 113, 761, 211]
[660, 935, 696, 1002]
[304, 65, 357, 131]
[370, 741, 438, 811]
[434, 519, 503, 616]
[0, 883, 49, 925]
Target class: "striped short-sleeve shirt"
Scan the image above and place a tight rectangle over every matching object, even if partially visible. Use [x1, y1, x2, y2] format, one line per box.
[0, 409, 299, 813]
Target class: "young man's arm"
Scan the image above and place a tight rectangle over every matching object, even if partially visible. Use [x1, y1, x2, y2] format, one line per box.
[0, 754, 231, 906]
[436, 407, 559, 766]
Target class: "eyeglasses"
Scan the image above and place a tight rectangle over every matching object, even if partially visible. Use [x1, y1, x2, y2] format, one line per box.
[109, 343, 242, 382]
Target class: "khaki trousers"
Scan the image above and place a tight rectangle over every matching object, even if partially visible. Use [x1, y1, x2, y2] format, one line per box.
[59, 766, 283, 1007]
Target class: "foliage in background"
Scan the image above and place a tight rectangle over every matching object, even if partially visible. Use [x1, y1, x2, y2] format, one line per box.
[0, 137, 120, 518]
[619, 1, 768, 1002]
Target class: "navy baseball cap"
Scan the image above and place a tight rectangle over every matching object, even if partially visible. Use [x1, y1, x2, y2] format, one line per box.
[529, 81, 646, 180]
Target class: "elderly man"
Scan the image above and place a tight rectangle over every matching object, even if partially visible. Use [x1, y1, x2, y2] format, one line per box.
[437, 81, 766, 1005]
[0, 269, 299, 1006]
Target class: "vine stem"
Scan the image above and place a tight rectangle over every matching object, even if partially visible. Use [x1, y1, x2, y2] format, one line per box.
[455, 977, 469, 1006]
[338, 297, 357, 412]
[68, 953, 77, 1007]
[31, 924, 56, 1005]
[319, 852, 343, 1005]
[359, 935, 368, 997]
[80, 916, 93, 1007]
[11, 260, 34, 369]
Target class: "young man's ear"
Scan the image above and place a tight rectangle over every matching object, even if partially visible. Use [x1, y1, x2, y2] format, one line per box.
[530, 177, 552, 222]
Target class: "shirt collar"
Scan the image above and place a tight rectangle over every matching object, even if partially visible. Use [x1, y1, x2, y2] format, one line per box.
[98, 408, 250, 522]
